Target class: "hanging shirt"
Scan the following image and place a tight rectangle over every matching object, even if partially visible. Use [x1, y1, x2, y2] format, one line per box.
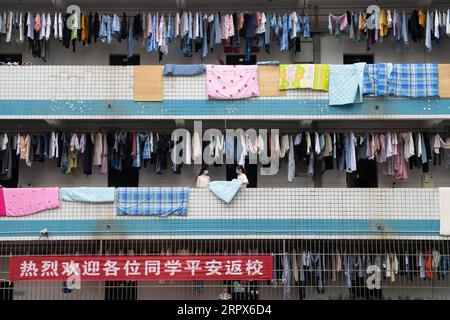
[39, 13, 47, 40]
[401, 11, 409, 48]
[26, 12, 34, 39]
[17, 12, 24, 43]
[379, 9, 388, 37]
[45, 13, 52, 40]
[93, 132, 103, 166]
[392, 10, 401, 40]
[5, 11, 12, 42]
[345, 132, 357, 173]
[220, 14, 234, 40]
[425, 11, 432, 52]
[175, 12, 180, 37]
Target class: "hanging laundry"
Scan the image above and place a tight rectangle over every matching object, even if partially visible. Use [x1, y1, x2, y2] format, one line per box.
[278, 64, 329, 91]
[206, 65, 260, 100]
[328, 63, 366, 105]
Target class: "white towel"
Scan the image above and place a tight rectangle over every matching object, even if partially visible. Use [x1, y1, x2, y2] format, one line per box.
[439, 188, 450, 236]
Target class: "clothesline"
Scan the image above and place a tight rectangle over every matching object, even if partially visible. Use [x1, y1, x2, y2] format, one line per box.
[5, 128, 450, 134]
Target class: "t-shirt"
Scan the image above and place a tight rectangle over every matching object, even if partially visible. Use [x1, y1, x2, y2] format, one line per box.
[196, 175, 211, 188]
[26, 12, 34, 39]
[237, 173, 249, 189]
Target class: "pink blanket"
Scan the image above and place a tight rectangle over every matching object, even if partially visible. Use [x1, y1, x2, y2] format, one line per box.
[1, 188, 60, 217]
[206, 65, 260, 100]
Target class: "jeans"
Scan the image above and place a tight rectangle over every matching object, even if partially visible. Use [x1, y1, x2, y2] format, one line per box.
[283, 252, 291, 299]
[127, 23, 133, 58]
[344, 255, 355, 289]
[439, 256, 449, 280]
[244, 37, 253, 62]
[181, 36, 192, 57]
[311, 254, 324, 293]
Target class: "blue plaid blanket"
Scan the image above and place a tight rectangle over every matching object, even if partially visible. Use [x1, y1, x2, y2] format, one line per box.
[363, 63, 392, 96]
[116, 187, 189, 216]
[363, 63, 439, 98]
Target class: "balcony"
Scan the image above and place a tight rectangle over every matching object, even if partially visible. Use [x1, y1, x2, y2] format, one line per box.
[0, 65, 449, 120]
[0, 188, 441, 241]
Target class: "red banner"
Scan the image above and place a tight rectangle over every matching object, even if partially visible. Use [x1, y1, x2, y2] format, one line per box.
[9, 255, 273, 282]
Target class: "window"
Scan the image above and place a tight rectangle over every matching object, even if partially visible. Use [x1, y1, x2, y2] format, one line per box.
[343, 54, 374, 65]
[347, 159, 378, 188]
[0, 54, 22, 64]
[109, 54, 140, 66]
[226, 55, 257, 65]
[108, 166, 139, 188]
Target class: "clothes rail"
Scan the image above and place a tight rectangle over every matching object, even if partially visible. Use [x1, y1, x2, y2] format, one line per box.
[4, 128, 450, 135]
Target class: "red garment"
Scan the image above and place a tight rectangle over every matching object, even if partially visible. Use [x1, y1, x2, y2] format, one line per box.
[426, 251, 433, 279]
[131, 133, 137, 158]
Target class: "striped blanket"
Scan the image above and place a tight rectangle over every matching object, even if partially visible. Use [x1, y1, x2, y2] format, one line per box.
[116, 187, 189, 216]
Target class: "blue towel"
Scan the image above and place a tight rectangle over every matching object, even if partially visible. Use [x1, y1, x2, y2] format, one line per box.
[257, 61, 280, 66]
[60, 187, 115, 203]
[329, 63, 366, 106]
[163, 64, 206, 76]
[116, 187, 189, 216]
[208, 179, 242, 204]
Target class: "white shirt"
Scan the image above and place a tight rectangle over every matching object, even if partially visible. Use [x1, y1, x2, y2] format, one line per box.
[196, 174, 210, 188]
[58, 12, 63, 40]
[54, 12, 58, 39]
[174, 12, 180, 37]
[45, 13, 52, 40]
[39, 13, 46, 40]
[26, 12, 34, 39]
[6, 11, 13, 42]
[238, 173, 249, 189]
[18, 12, 24, 43]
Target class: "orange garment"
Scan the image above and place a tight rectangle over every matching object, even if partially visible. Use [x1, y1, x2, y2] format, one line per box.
[380, 9, 388, 37]
[426, 251, 433, 279]
[418, 10, 426, 27]
[81, 14, 88, 43]
[358, 12, 363, 32]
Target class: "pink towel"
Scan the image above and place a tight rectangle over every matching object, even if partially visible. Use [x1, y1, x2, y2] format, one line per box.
[3, 188, 60, 217]
[206, 65, 260, 100]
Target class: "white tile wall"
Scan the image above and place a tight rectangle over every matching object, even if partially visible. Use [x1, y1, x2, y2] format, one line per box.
[1, 187, 438, 222]
[0, 66, 134, 100]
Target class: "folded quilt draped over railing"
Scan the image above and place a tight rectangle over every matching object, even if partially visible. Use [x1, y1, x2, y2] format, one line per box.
[363, 63, 439, 97]
[60, 187, 115, 203]
[206, 64, 260, 100]
[116, 187, 189, 216]
[278, 64, 329, 91]
[0, 187, 60, 217]
[208, 179, 242, 204]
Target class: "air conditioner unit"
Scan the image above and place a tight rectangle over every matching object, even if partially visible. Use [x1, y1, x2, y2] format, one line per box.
[293, 37, 314, 63]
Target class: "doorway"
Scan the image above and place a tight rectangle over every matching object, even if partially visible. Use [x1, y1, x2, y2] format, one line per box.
[109, 54, 140, 66]
[347, 159, 378, 188]
[226, 55, 257, 65]
[343, 54, 374, 65]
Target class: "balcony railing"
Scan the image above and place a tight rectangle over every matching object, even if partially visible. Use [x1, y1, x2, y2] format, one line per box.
[0, 188, 441, 240]
[0, 65, 448, 119]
